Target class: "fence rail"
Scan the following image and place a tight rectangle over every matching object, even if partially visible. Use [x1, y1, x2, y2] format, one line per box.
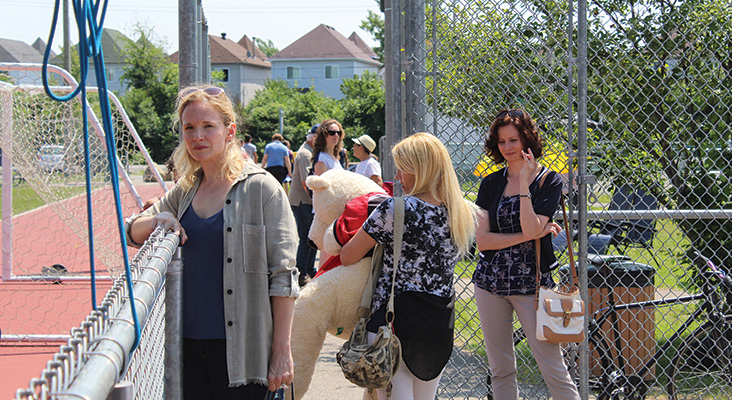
[14, 228, 179, 400]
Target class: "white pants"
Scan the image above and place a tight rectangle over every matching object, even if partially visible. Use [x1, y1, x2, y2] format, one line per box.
[474, 286, 580, 400]
[366, 332, 443, 400]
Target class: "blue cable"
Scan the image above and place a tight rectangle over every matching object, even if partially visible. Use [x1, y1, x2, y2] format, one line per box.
[41, 0, 142, 352]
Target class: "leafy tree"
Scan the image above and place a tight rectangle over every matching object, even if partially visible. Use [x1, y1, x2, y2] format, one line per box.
[239, 80, 341, 155]
[582, 0, 732, 269]
[339, 71, 385, 145]
[254, 38, 279, 58]
[360, 6, 385, 63]
[119, 23, 179, 163]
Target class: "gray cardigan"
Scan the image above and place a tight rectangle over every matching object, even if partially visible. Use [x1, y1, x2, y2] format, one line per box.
[125, 161, 299, 386]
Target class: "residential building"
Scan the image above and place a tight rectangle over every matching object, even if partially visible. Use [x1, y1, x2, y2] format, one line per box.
[170, 34, 271, 105]
[0, 38, 46, 85]
[268, 24, 381, 99]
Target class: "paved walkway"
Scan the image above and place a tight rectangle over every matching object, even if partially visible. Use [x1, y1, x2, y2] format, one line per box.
[300, 334, 365, 399]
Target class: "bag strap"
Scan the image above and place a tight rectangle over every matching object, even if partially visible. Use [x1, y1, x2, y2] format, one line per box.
[560, 192, 579, 287]
[532, 169, 549, 308]
[534, 191, 580, 308]
[356, 197, 405, 320]
[386, 196, 405, 323]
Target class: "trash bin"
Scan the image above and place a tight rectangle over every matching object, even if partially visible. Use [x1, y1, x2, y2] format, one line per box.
[560, 254, 656, 380]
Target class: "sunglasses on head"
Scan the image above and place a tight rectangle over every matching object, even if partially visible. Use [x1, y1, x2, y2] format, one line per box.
[496, 109, 523, 119]
[181, 86, 225, 98]
[326, 130, 342, 136]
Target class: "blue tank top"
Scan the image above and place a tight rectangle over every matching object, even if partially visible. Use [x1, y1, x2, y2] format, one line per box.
[181, 206, 226, 339]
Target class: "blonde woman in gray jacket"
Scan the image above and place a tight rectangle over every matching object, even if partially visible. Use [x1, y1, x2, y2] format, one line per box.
[126, 85, 299, 399]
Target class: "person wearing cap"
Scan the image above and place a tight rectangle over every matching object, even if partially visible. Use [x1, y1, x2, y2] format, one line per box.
[352, 134, 383, 187]
[288, 128, 318, 286]
[261, 133, 292, 184]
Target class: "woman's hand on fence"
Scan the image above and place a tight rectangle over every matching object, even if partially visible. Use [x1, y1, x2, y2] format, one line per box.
[153, 211, 187, 244]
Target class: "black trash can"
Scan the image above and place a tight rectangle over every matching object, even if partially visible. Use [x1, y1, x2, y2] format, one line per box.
[559, 254, 656, 380]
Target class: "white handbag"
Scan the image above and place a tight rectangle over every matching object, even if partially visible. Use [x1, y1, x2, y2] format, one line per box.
[535, 193, 585, 343]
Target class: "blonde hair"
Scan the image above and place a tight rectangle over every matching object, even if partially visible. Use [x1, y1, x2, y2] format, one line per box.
[392, 132, 477, 255]
[171, 85, 245, 190]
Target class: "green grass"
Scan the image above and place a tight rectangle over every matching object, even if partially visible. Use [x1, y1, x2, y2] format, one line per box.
[0, 181, 86, 217]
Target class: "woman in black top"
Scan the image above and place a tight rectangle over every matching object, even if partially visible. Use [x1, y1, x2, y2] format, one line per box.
[473, 109, 579, 399]
[342, 132, 476, 399]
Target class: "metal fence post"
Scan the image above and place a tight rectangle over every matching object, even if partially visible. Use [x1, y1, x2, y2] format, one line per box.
[383, 0, 402, 185]
[165, 246, 184, 400]
[404, 0, 427, 135]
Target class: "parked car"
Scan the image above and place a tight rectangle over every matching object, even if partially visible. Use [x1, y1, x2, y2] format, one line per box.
[37, 144, 66, 172]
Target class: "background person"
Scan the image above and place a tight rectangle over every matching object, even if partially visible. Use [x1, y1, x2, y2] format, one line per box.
[125, 85, 298, 399]
[472, 109, 578, 399]
[288, 129, 318, 286]
[341, 132, 477, 400]
[261, 133, 292, 184]
[311, 119, 346, 267]
[312, 119, 345, 176]
[241, 133, 257, 163]
[351, 134, 382, 187]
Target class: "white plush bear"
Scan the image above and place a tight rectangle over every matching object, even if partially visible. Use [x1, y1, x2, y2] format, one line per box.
[290, 169, 388, 399]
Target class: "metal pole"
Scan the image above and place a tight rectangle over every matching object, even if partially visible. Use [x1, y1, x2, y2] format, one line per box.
[403, 0, 426, 135]
[382, 0, 402, 186]
[1, 89, 12, 281]
[279, 107, 284, 134]
[165, 247, 183, 400]
[63, 0, 71, 72]
[178, 0, 197, 88]
[577, 0, 590, 398]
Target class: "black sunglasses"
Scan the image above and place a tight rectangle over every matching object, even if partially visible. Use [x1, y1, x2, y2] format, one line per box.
[496, 109, 524, 119]
[326, 130, 342, 136]
[181, 86, 225, 98]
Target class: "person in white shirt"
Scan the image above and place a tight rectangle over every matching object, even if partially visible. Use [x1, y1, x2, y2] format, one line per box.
[351, 134, 383, 187]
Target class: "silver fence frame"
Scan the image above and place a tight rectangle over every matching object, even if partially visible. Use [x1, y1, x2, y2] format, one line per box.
[14, 227, 180, 400]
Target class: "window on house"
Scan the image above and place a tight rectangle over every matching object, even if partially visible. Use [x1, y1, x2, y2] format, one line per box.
[106, 68, 115, 82]
[221, 69, 229, 82]
[287, 66, 301, 80]
[325, 65, 339, 79]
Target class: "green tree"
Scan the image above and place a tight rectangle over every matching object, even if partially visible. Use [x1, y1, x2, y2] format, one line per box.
[254, 38, 279, 58]
[339, 71, 385, 144]
[360, 6, 385, 63]
[423, 0, 731, 268]
[239, 80, 341, 155]
[119, 23, 179, 163]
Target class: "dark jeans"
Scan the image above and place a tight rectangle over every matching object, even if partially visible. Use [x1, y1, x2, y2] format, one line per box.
[265, 165, 288, 183]
[183, 338, 268, 400]
[291, 203, 317, 278]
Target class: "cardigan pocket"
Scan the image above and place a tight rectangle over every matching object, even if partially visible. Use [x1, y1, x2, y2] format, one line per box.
[241, 223, 268, 273]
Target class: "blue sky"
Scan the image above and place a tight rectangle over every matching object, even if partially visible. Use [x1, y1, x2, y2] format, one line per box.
[0, 0, 380, 53]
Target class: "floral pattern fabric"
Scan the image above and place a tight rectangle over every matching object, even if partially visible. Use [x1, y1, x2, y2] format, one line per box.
[472, 195, 554, 295]
[363, 196, 458, 313]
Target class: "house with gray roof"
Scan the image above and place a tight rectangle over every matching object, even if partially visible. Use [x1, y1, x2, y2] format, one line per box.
[268, 24, 382, 99]
[0, 38, 46, 85]
[85, 28, 131, 94]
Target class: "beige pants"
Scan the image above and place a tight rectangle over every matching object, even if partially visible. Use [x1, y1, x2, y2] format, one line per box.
[475, 286, 580, 400]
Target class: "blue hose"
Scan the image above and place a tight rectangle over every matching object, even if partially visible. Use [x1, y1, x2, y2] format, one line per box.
[41, 0, 142, 352]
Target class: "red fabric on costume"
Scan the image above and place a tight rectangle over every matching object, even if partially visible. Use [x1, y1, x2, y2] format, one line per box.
[313, 191, 389, 279]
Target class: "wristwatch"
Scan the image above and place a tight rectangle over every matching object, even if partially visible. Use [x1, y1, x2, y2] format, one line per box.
[519, 193, 532, 199]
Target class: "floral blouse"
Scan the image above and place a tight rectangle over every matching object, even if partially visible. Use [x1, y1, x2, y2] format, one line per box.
[363, 196, 458, 312]
[472, 195, 554, 295]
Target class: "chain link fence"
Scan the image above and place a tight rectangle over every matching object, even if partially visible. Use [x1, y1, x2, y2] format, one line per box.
[385, 0, 732, 398]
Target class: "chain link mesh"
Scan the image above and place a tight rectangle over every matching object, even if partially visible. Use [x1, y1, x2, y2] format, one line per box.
[1, 64, 169, 399]
[393, 0, 732, 398]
